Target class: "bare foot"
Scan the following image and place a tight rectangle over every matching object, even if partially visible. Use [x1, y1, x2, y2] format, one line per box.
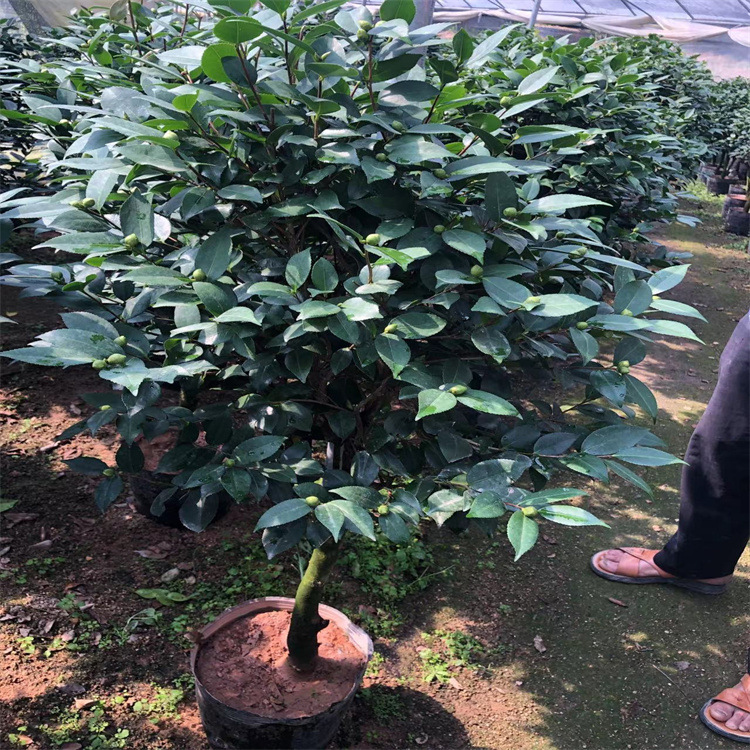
[710, 690, 750, 732]
[598, 549, 732, 585]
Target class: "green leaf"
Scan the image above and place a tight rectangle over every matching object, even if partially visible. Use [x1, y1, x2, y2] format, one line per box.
[379, 0, 415, 23]
[485, 172, 517, 222]
[581, 425, 650, 456]
[624, 374, 659, 420]
[120, 192, 153, 246]
[285, 349, 314, 382]
[311, 258, 338, 293]
[375, 334, 411, 377]
[234, 435, 285, 463]
[648, 264, 689, 295]
[214, 17, 262, 43]
[605, 460, 653, 498]
[614, 280, 652, 316]
[296, 301, 341, 320]
[442, 229, 485, 262]
[95, 475, 123, 512]
[286, 250, 311, 290]
[466, 25, 519, 69]
[649, 299, 706, 322]
[457, 389, 518, 416]
[391, 313, 446, 339]
[482, 277, 529, 308]
[532, 294, 597, 317]
[256, 498, 310, 530]
[330, 486, 381, 507]
[570, 327, 598, 364]
[330, 500, 376, 540]
[518, 66, 559, 96]
[379, 511, 410, 543]
[315, 503, 345, 541]
[201, 43, 238, 83]
[523, 194, 609, 214]
[452, 28, 474, 64]
[124, 266, 188, 287]
[591, 370, 626, 407]
[467, 491, 506, 518]
[437, 430, 473, 462]
[180, 492, 220, 532]
[557, 454, 609, 482]
[612, 447, 685, 467]
[340, 298, 381, 322]
[507, 509, 538, 561]
[427, 489, 466, 525]
[645, 319, 702, 343]
[115, 442, 144, 473]
[194, 282, 237, 316]
[218, 185, 263, 203]
[538, 505, 609, 527]
[221, 469, 252, 501]
[416, 389, 457, 420]
[195, 228, 233, 281]
[520, 488, 588, 506]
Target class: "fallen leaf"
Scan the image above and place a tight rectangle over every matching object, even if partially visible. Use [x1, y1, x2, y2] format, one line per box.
[58, 683, 86, 696]
[74, 698, 98, 711]
[448, 677, 464, 690]
[542, 534, 557, 545]
[620, 700, 644, 724]
[533, 635, 547, 654]
[160, 568, 180, 583]
[4, 512, 38, 527]
[135, 548, 168, 560]
[675, 661, 690, 671]
[608, 597, 628, 608]
[414, 734, 428, 746]
[29, 539, 53, 551]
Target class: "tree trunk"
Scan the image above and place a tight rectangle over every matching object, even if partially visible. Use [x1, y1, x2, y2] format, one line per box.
[286, 538, 340, 673]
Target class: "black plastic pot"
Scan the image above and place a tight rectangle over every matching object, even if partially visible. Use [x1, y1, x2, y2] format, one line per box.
[723, 195, 746, 219]
[130, 471, 232, 528]
[707, 177, 734, 196]
[724, 208, 750, 237]
[191, 597, 373, 750]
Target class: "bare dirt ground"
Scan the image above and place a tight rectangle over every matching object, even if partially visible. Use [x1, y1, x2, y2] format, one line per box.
[0, 192, 748, 750]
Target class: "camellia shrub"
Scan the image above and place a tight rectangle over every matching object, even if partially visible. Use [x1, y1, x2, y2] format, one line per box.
[0, 0, 704, 669]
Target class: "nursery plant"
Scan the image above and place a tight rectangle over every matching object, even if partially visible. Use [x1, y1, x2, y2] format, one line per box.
[1, 0, 705, 686]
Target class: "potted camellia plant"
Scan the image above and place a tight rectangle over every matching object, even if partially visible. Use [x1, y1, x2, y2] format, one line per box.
[0, 0, 704, 746]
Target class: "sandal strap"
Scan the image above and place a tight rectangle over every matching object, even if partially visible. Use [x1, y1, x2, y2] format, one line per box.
[713, 674, 750, 713]
[615, 548, 671, 578]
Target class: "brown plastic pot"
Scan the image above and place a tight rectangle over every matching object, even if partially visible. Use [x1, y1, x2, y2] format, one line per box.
[191, 597, 373, 750]
[724, 208, 750, 237]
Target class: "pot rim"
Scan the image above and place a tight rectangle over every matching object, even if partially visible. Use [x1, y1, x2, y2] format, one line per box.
[190, 596, 373, 724]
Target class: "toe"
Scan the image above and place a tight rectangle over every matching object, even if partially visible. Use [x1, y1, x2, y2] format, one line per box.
[739, 714, 750, 733]
[598, 550, 623, 573]
[710, 701, 735, 722]
[725, 708, 748, 731]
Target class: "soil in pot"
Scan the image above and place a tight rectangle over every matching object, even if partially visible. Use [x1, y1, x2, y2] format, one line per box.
[196, 610, 365, 719]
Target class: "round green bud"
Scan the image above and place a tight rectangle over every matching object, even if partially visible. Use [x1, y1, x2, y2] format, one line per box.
[356, 28, 369, 41]
[358, 20, 373, 30]
[103, 468, 116, 478]
[377, 504, 390, 516]
[223, 457, 236, 467]
[320, 51, 332, 61]
[124, 233, 139, 248]
[433, 224, 446, 234]
[500, 96, 512, 106]
[653, 295, 661, 300]
[392, 120, 406, 132]
[365, 233, 381, 246]
[433, 168, 448, 179]
[163, 130, 179, 142]
[107, 353, 127, 366]
[521, 506, 539, 517]
[525, 296, 541, 305]
[621, 309, 634, 317]
[70, 200, 85, 209]
[570, 247, 587, 258]
[305, 495, 320, 508]
[503, 206, 518, 219]
[99, 404, 112, 411]
[556, 231, 566, 240]
[92, 359, 107, 370]
[575, 321, 589, 330]
[81, 198, 96, 208]
[59, 119, 71, 127]
[191, 269, 207, 281]
[113, 335, 127, 347]
[375, 152, 388, 162]
[384, 323, 398, 334]
[51, 271, 64, 282]
[619, 360, 630, 368]
[618, 365, 631, 375]
[470, 265, 483, 278]
[449, 385, 467, 396]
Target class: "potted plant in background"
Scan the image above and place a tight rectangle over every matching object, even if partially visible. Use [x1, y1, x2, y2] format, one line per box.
[0, 0, 705, 746]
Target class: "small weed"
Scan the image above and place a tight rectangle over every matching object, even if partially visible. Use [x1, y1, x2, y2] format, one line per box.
[418, 647, 453, 684]
[436, 629, 485, 668]
[16, 635, 36, 656]
[132, 685, 185, 724]
[14, 556, 66, 584]
[365, 651, 386, 678]
[498, 603, 512, 615]
[360, 685, 406, 721]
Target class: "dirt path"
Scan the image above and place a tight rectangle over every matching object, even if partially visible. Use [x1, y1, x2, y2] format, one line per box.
[0, 194, 748, 749]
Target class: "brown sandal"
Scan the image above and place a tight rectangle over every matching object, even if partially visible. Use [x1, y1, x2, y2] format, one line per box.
[700, 652, 750, 744]
[590, 547, 727, 595]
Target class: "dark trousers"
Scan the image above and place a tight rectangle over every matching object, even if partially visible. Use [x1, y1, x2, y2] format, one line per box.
[654, 311, 750, 579]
